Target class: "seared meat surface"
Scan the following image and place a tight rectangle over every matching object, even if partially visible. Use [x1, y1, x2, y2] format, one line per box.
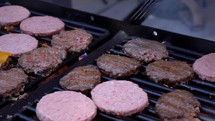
[123, 38, 168, 63]
[18, 47, 66, 77]
[155, 89, 201, 121]
[52, 29, 93, 52]
[0, 68, 28, 97]
[60, 66, 101, 92]
[96, 54, 141, 78]
[146, 60, 194, 85]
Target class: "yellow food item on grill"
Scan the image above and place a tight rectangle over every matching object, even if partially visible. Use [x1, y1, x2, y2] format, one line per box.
[0, 51, 12, 66]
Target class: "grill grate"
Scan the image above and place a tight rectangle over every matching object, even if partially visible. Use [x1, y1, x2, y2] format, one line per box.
[10, 33, 215, 121]
[0, 2, 110, 110]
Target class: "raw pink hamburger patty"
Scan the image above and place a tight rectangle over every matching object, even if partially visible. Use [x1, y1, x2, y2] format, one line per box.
[0, 33, 38, 56]
[193, 53, 215, 82]
[20, 16, 64, 36]
[91, 80, 148, 116]
[0, 5, 30, 26]
[36, 91, 97, 121]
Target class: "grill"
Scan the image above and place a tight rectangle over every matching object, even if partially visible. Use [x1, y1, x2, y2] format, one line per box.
[0, 0, 215, 121]
[6, 31, 215, 121]
[0, 0, 110, 112]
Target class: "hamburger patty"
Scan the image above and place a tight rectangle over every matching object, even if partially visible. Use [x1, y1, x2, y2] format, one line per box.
[18, 47, 66, 77]
[20, 16, 64, 37]
[193, 53, 215, 82]
[91, 80, 148, 116]
[96, 54, 141, 78]
[0, 33, 38, 56]
[146, 60, 194, 85]
[123, 38, 168, 63]
[51, 29, 93, 52]
[0, 5, 30, 26]
[60, 66, 101, 92]
[155, 89, 201, 121]
[36, 91, 97, 121]
[0, 68, 28, 97]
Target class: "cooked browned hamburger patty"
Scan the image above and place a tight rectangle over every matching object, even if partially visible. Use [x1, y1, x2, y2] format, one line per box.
[60, 66, 101, 92]
[193, 53, 215, 82]
[0, 33, 38, 56]
[91, 80, 149, 116]
[155, 89, 201, 121]
[51, 29, 93, 52]
[0, 68, 28, 97]
[18, 47, 66, 77]
[96, 54, 141, 78]
[20, 16, 64, 37]
[123, 38, 168, 63]
[0, 5, 30, 26]
[146, 60, 194, 85]
[36, 91, 97, 121]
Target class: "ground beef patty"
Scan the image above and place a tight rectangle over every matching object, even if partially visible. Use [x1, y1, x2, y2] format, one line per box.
[0, 5, 30, 26]
[146, 60, 194, 85]
[60, 66, 101, 92]
[91, 80, 148, 116]
[96, 54, 141, 78]
[155, 89, 201, 121]
[36, 91, 97, 121]
[0, 68, 28, 97]
[18, 47, 66, 77]
[51, 29, 93, 52]
[0, 33, 38, 56]
[123, 38, 168, 63]
[193, 53, 215, 82]
[20, 16, 64, 37]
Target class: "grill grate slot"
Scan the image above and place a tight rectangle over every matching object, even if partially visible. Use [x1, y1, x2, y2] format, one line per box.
[133, 114, 158, 121]
[178, 84, 215, 97]
[13, 114, 36, 121]
[191, 79, 215, 89]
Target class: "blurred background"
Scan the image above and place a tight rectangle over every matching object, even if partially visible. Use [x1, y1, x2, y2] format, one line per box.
[41, 0, 215, 41]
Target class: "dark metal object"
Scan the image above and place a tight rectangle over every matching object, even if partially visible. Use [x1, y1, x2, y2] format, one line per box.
[124, 0, 158, 25]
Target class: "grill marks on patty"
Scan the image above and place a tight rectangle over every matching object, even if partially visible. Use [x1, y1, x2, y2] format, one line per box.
[146, 60, 194, 85]
[155, 90, 201, 121]
[0, 68, 28, 97]
[18, 47, 66, 77]
[96, 54, 141, 78]
[60, 66, 101, 92]
[51, 29, 93, 52]
[123, 38, 168, 63]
